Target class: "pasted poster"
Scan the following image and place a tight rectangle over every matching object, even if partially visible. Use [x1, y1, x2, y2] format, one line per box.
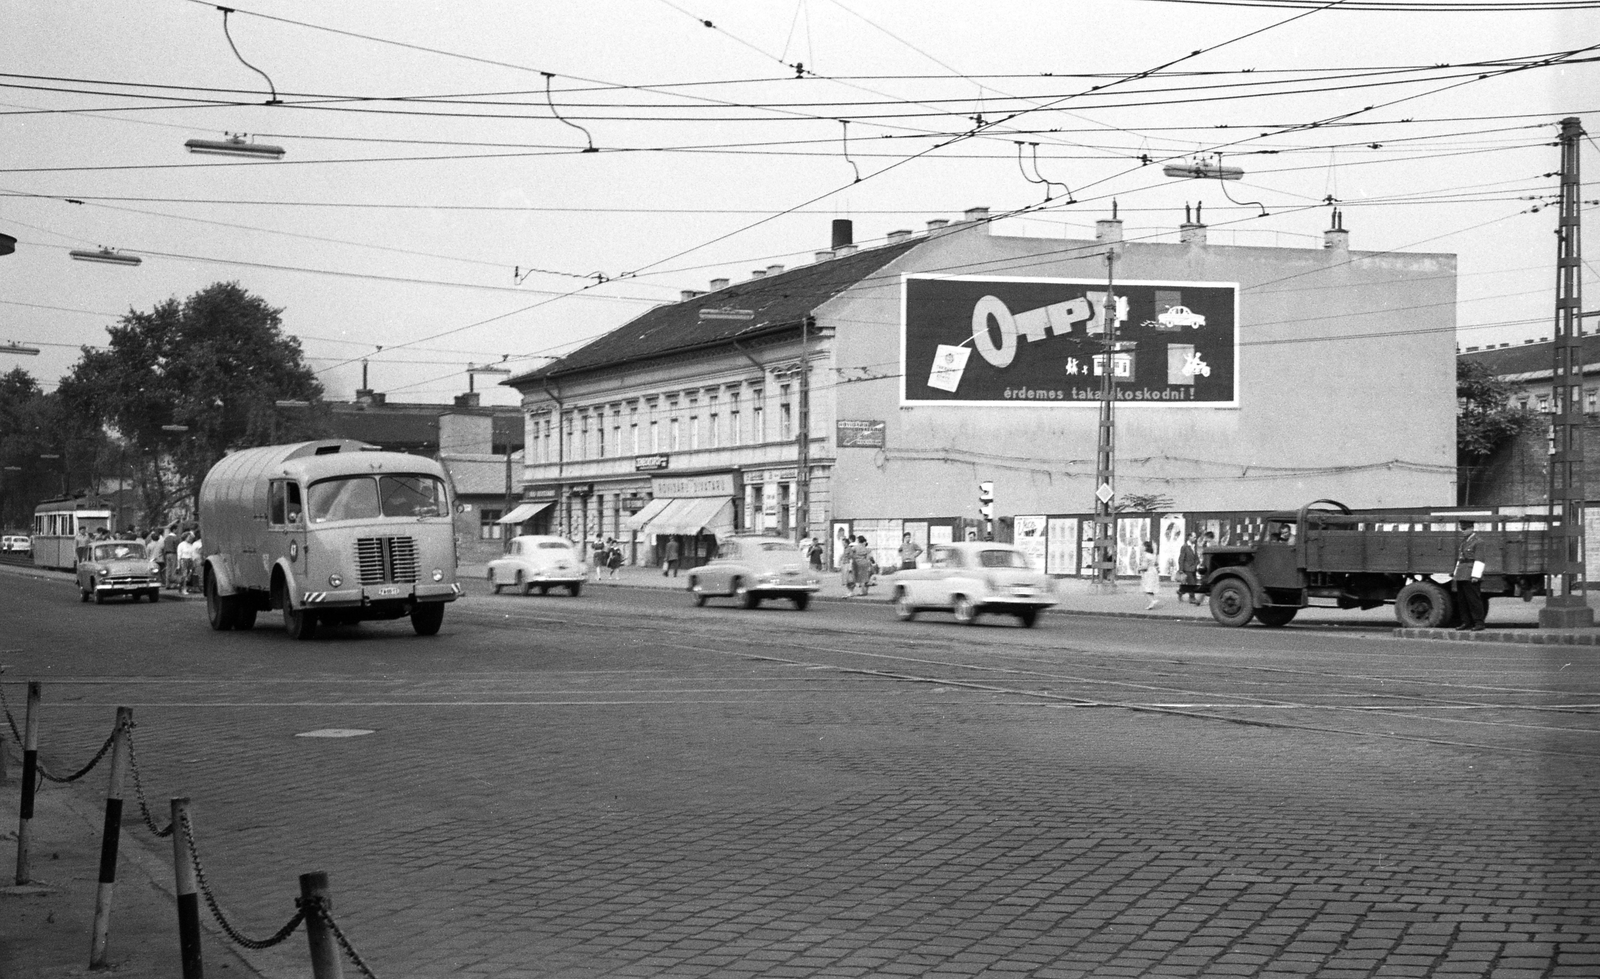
[1158, 514, 1187, 577]
[1014, 515, 1047, 570]
[902, 274, 1238, 407]
[1116, 516, 1152, 576]
[1047, 517, 1078, 576]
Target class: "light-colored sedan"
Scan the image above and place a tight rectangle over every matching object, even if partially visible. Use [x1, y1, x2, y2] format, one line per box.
[76, 540, 161, 604]
[1, 535, 30, 553]
[890, 542, 1056, 627]
[486, 535, 587, 596]
[688, 535, 822, 610]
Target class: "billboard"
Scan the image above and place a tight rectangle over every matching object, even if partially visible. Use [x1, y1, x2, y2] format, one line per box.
[902, 274, 1238, 407]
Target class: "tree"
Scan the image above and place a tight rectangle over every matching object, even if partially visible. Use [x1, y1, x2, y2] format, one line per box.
[1457, 359, 1537, 505]
[60, 282, 327, 524]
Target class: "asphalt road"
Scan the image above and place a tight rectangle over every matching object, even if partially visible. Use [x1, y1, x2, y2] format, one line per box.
[2, 566, 1597, 978]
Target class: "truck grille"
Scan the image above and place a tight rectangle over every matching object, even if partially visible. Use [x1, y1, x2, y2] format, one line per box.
[355, 536, 419, 585]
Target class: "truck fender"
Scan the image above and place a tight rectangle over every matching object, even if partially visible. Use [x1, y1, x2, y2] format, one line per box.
[203, 555, 238, 597]
[269, 559, 302, 610]
[1204, 567, 1263, 608]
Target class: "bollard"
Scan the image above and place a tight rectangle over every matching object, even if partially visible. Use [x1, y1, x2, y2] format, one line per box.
[14, 681, 40, 886]
[89, 707, 131, 969]
[170, 798, 203, 979]
[300, 872, 344, 979]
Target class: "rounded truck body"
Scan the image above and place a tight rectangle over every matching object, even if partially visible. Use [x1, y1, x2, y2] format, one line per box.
[199, 439, 461, 639]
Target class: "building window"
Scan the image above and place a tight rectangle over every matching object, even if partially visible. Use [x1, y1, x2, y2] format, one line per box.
[564, 415, 575, 460]
[650, 420, 660, 452]
[597, 419, 606, 458]
[709, 412, 719, 447]
[729, 391, 742, 446]
[612, 411, 622, 456]
[670, 417, 681, 450]
[1538, 395, 1551, 413]
[689, 415, 700, 449]
[753, 404, 765, 443]
[1587, 389, 1597, 413]
[779, 385, 793, 441]
[479, 508, 504, 540]
[631, 421, 640, 455]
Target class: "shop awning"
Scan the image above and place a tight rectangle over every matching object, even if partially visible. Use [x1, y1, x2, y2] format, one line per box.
[623, 497, 672, 531]
[496, 500, 553, 524]
[627, 497, 735, 537]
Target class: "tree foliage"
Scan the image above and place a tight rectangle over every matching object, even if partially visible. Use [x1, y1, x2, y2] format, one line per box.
[60, 282, 327, 523]
[1457, 359, 1536, 460]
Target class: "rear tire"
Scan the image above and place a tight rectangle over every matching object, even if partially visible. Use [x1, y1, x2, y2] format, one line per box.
[232, 603, 257, 630]
[792, 593, 810, 611]
[953, 594, 978, 625]
[205, 569, 236, 631]
[893, 588, 916, 621]
[567, 582, 582, 597]
[735, 579, 759, 609]
[1017, 608, 1038, 628]
[411, 602, 445, 636]
[1209, 579, 1255, 627]
[1253, 606, 1297, 627]
[517, 572, 532, 596]
[1395, 580, 1452, 629]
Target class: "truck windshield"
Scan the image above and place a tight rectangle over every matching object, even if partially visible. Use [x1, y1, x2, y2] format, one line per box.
[308, 475, 447, 523]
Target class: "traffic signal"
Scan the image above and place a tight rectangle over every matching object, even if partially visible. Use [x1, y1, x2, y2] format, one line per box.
[978, 481, 995, 520]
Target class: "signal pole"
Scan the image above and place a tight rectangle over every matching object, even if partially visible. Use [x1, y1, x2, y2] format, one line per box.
[1541, 116, 1592, 628]
[1089, 248, 1120, 590]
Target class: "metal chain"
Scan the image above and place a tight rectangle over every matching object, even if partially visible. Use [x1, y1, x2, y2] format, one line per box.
[309, 901, 381, 979]
[123, 721, 173, 837]
[180, 810, 305, 950]
[38, 721, 119, 784]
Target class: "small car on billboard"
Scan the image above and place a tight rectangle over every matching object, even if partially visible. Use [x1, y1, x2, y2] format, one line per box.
[889, 542, 1056, 627]
[486, 535, 587, 596]
[1, 535, 30, 554]
[76, 540, 161, 604]
[688, 535, 822, 610]
[1156, 305, 1206, 330]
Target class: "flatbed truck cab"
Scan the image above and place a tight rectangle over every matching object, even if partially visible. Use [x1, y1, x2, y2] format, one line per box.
[199, 439, 462, 640]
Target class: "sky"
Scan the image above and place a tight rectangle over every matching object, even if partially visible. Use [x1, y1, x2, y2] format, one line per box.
[2, 0, 1598, 408]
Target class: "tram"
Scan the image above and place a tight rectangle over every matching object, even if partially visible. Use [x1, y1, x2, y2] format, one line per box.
[31, 498, 115, 571]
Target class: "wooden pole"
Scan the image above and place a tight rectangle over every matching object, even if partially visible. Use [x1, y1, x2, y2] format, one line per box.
[88, 706, 131, 968]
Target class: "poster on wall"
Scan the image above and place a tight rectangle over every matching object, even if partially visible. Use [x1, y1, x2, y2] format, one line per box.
[1116, 516, 1151, 576]
[901, 274, 1238, 407]
[1014, 515, 1047, 570]
[1158, 514, 1187, 577]
[1046, 517, 1078, 576]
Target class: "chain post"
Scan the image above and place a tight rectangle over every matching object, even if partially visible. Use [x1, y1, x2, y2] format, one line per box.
[171, 798, 204, 979]
[14, 681, 40, 885]
[89, 707, 132, 969]
[301, 873, 344, 979]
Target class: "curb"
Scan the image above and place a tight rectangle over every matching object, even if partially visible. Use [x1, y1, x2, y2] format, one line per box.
[1393, 626, 1600, 644]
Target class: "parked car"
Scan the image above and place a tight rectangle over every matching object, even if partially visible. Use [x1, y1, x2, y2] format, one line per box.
[486, 535, 587, 596]
[688, 535, 822, 610]
[1, 535, 30, 554]
[889, 542, 1056, 626]
[76, 540, 161, 604]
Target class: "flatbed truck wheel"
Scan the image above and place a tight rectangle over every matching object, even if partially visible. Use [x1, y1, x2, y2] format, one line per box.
[1208, 579, 1255, 627]
[1395, 580, 1453, 628]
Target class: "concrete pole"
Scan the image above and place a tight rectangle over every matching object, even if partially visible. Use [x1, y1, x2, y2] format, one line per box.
[301, 872, 344, 979]
[89, 706, 132, 968]
[170, 798, 204, 979]
[14, 681, 40, 885]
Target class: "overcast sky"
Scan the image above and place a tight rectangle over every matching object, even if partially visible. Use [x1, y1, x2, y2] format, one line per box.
[3, 0, 1597, 407]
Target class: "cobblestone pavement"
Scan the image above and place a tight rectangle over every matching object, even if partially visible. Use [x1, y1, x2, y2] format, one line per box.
[2, 564, 1598, 978]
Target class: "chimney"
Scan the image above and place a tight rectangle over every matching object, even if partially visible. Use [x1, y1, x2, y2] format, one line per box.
[680, 289, 706, 301]
[355, 388, 384, 405]
[831, 219, 854, 250]
[1323, 208, 1349, 251]
[964, 206, 990, 223]
[454, 392, 481, 408]
[766, 264, 784, 276]
[1179, 202, 1207, 245]
[886, 229, 912, 244]
[1095, 200, 1123, 243]
[750, 269, 767, 279]
[709, 277, 729, 291]
[926, 218, 950, 234]
[814, 250, 835, 263]
[835, 243, 858, 256]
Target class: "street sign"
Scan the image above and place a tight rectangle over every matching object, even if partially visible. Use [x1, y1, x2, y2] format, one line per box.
[1096, 483, 1114, 505]
[836, 419, 886, 448]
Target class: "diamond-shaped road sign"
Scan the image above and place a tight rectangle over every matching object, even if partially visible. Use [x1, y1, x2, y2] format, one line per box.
[1095, 482, 1114, 505]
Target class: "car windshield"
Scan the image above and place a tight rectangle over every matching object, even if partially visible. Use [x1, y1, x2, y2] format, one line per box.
[758, 541, 798, 552]
[308, 475, 447, 522]
[977, 548, 1029, 569]
[536, 542, 571, 550]
[94, 543, 144, 562]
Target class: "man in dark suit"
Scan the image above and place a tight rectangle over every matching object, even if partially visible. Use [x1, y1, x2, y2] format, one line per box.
[1454, 519, 1486, 631]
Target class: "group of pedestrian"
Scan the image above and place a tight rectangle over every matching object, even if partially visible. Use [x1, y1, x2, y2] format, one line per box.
[841, 535, 878, 597]
[144, 524, 202, 593]
[1141, 530, 1216, 610]
[589, 537, 624, 579]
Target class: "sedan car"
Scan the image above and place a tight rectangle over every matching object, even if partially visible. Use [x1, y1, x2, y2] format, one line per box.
[76, 540, 161, 604]
[487, 535, 587, 596]
[1, 535, 30, 553]
[889, 542, 1056, 626]
[688, 535, 822, 610]
[1156, 304, 1207, 330]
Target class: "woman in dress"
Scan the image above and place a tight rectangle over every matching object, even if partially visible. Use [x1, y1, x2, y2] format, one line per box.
[1138, 540, 1161, 610]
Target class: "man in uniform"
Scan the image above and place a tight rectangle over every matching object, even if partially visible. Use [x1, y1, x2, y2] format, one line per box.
[1454, 519, 1486, 631]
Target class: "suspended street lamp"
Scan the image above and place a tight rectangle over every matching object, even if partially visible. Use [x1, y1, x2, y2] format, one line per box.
[1162, 156, 1245, 180]
[0, 231, 15, 256]
[69, 248, 141, 266]
[1, 342, 40, 356]
[184, 134, 285, 159]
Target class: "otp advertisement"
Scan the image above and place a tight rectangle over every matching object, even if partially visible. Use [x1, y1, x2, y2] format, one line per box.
[901, 275, 1239, 407]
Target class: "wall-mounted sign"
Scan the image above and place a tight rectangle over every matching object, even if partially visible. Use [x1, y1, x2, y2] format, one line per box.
[635, 454, 670, 472]
[901, 274, 1238, 407]
[651, 472, 739, 498]
[568, 483, 594, 496]
[837, 419, 886, 448]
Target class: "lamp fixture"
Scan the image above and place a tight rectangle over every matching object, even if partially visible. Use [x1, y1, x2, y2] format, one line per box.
[0, 232, 15, 256]
[1, 342, 40, 356]
[1163, 156, 1244, 181]
[69, 248, 141, 266]
[184, 134, 285, 159]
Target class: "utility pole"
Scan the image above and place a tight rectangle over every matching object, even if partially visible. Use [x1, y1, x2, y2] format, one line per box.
[1541, 116, 1592, 628]
[1089, 248, 1120, 590]
[796, 317, 812, 542]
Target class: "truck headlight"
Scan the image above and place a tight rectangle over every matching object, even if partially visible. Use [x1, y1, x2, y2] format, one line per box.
[432, 569, 443, 582]
[328, 573, 343, 588]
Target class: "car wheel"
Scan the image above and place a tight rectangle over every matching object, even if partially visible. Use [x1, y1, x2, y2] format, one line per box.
[517, 572, 532, 596]
[792, 593, 810, 611]
[893, 588, 916, 621]
[1395, 580, 1453, 629]
[568, 582, 582, 597]
[80, 585, 90, 603]
[205, 568, 236, 631]
[689, 577, 707, 606]
[94, 589, 106, 605]
[952, 594, 978, 625]
[488, 569, 502, 594]
[1017, 608, 1038, 628]
[1209, 578, 1255, 627]
[410, 602, 445, 636]
[131, 591, 142, 603]
[281, 588, 317, 640]
[734, 579, 760, 609]
[232, 603, 257, 631]
[148, 589, 160, 604]
[1253, 606, 1297, 627]
[538, 585, 550, 595]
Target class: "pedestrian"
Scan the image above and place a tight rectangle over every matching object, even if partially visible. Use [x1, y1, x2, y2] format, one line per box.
[605, 538, 623, 579]
[850, 535, 875, 597]
[589, 537, 606, 579]
[897, 532, 922, 571]
[663, 537, 680, 577]
[74, 525, 89, 564]
[805, 535, 824, 571]
[176, 531, 200, 594]
[1454, 519, 1486, 631]
[1177, 532, 1200, 605]
[161, 524, 181, 589]
[1138, 540, 1160, 610]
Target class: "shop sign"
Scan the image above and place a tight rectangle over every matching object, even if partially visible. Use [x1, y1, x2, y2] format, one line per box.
[568, 483, 594, 496]
[837, 419, 886, 448]
[901, 274, 1238, 407]
[635, 454, 670, 472]
[651, 472, 738, 498]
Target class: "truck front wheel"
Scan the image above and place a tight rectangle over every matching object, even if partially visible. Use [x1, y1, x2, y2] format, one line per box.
[1395, 581, 1453, 628]
[1209, 579, 1255, 627]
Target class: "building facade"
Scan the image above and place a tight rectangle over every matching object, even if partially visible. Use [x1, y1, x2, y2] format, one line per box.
[507, 209, 1458, 572]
